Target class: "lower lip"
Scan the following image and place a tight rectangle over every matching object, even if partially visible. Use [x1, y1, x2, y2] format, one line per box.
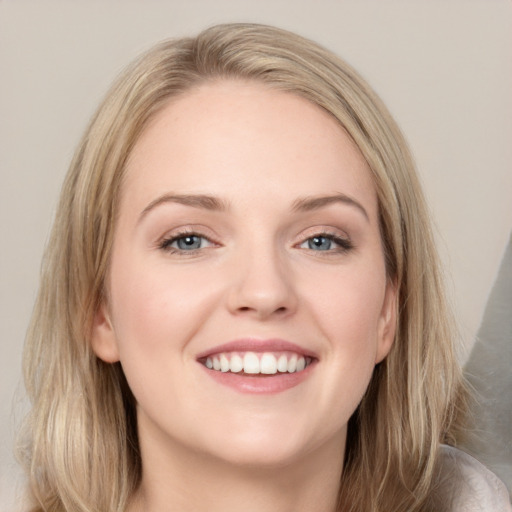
[198, 362, 316, 394]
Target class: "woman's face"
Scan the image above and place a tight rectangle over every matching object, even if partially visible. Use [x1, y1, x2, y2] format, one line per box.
[92, 80, 396, 468]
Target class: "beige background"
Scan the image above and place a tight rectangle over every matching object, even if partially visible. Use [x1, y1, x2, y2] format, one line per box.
[1, 1, 511, 508]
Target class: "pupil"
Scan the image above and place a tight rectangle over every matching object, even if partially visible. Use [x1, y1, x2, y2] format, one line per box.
[178, 236, 201, 250]
[310, 236, 331, 251]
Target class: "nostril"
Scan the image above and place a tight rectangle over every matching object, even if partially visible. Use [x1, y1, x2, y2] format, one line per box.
[235, 305, 289, 317]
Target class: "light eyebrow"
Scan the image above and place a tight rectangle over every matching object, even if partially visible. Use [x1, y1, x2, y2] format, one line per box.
[292, 193, 369, 221]
[139, 193, 229, 222]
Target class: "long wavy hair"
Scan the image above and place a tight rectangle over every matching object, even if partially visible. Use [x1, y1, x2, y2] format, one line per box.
[17, 23, 468, 511]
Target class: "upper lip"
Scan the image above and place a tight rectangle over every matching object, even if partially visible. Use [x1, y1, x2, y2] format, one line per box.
[195, 338, 318, 360]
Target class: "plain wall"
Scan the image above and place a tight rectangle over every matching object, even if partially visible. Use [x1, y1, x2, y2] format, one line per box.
[1, 1, 511, 509]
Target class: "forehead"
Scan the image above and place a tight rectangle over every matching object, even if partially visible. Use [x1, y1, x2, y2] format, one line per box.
[123, 80, 376, 216]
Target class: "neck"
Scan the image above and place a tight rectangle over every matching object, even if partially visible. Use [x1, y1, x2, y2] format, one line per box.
[128, 426, 345, 512]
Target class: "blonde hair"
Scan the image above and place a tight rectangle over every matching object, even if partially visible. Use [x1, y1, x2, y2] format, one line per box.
[18, 23, 468, 511]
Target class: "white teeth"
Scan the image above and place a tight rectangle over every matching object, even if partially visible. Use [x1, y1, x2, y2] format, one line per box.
[287, 354, 297, 373]
[260, 353, 277, 374]
[220, 354, 230, 372]
[277, 354, 288, 372]
[243, 352, 260, 374]
[204, 351, 312, 375]
[230, 354, 243, 373]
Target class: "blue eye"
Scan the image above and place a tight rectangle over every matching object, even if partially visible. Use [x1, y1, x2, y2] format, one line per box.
[160, 233, 211, 252]
[299, 234, 353, 253]
[174, 235, 203, 250]
[307, 236, 333, 251]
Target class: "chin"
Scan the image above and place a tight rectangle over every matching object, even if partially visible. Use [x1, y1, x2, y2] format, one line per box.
[195, 416, 339, 471]
[209, 438, 310, 470]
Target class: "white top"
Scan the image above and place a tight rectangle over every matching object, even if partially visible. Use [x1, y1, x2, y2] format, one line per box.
[438, 445, 511, 511]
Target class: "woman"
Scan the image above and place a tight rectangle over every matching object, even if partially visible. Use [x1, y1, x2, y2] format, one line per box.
[17, 23, 511, 511]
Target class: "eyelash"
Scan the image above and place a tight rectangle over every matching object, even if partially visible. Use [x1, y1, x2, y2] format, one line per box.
[298, 232, 354, 254]
[159, 229, 353, 256]
[159, 230, 215, 254]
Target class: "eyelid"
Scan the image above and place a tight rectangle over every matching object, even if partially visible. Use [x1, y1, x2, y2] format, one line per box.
[157, 226, 220, 253]
[154, 224, 353, 255]
[294, 227, 354, 253]
[295, 225, 350, 242]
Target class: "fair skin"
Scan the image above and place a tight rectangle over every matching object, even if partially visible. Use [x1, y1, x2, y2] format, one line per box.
[92, 80, 396, 512]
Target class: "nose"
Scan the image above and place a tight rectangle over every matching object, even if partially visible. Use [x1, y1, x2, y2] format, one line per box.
[226, 245, 298, 320]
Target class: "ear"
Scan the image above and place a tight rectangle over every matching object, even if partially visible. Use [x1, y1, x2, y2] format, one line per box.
[375, 278, 398, 364]
[91, 302, 120, 363]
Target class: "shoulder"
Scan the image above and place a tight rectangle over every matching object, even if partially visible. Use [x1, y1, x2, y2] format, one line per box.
[436, 445, 511, 512]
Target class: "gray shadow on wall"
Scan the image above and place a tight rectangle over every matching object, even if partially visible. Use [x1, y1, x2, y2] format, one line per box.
[463, 233, 512, 495]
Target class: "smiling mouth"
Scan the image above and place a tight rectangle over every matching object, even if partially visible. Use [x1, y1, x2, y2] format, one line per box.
[200, 351, 314, 375]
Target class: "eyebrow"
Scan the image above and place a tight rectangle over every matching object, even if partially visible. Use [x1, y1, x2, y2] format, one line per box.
[292, 193, 369, 221]
[139, 193, 228, 222]
[138, 192, 369, 223]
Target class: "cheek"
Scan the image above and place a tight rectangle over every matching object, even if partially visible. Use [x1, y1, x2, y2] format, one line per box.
[107, 254, 218, 375]
[302, 262, 386, 393]
[306, 261, 386, 343]
[106, 258, 225, 425]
